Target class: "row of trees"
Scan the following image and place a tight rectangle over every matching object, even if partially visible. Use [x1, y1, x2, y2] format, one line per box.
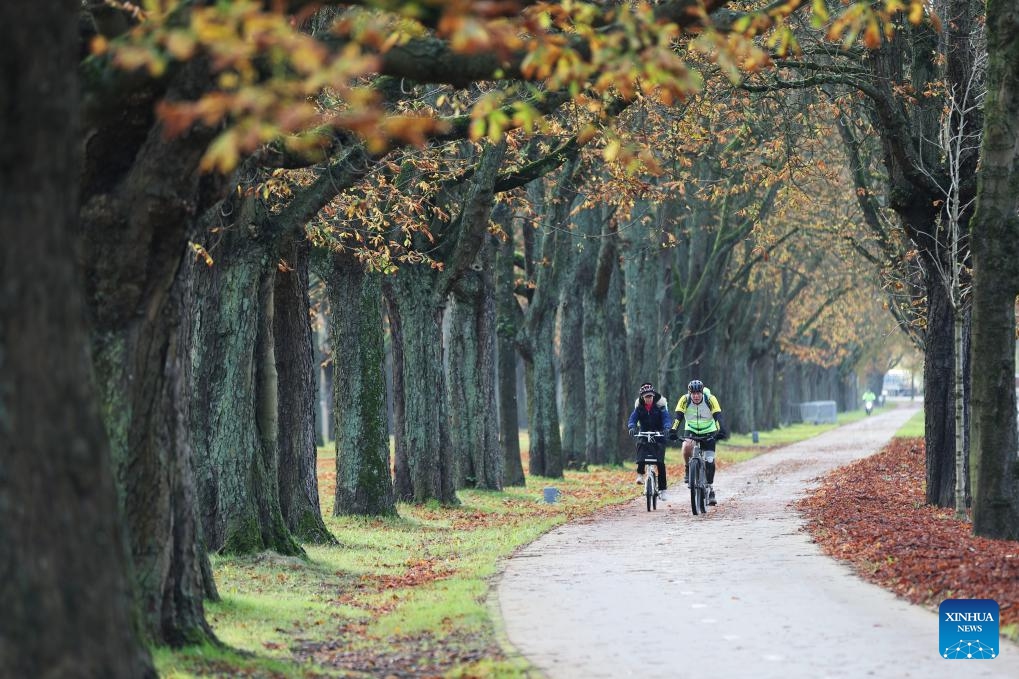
[3, 0, 1016, 676]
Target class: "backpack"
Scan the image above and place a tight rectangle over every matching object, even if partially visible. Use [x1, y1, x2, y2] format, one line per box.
[679, 387, 714, 409]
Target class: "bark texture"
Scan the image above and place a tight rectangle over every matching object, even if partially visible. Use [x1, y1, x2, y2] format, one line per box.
[80, 60, 217, 643]
[0, 1, 154, 673]
[325, 257, 397, 516]
[448, 241, 503, 489]
[970, 0, 1019, 539]
[275, 234, 334, 541]
[187, 206, 302, 557]
[388, 264, 459, 503]
[494, 218, 526, 486]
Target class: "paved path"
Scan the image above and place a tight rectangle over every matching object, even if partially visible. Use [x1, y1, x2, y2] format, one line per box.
[497, 405, 1019, 678]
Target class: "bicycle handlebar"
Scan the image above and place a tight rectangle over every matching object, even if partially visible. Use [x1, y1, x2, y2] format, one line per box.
[632, 431, 665, 441]
[679, 433, 718, 443]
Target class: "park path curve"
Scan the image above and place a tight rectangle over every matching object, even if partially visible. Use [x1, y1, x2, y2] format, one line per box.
[496, 405, 1019, 678]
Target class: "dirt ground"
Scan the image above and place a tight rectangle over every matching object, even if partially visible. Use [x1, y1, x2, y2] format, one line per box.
[496, 405, 1019, 679]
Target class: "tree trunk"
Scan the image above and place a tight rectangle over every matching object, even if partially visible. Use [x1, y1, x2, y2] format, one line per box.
[315, 316, 331, 446]
[0, 2, 155, 671]
[606, 255, 633, 459]
[495, 230, 526, 486]
[275, 235, 334, 542]
[325, 257, 398, 515]
[583, 209, 621, 464]
[384, 285, 414, 501]
[923, 271, 957, 506]
[187, 218, 303, 556]
[518, 161, 579, 479]
[388, 265, 460, 503]
[953, 309, 967, 518]
[558, 237, 588, 469]
[448, 244, 503, 489]
[525, 306, 564, 478]
[970, 0, 1019, 540]
[622, 208, 670, 386]
[80, 87, 217, 644]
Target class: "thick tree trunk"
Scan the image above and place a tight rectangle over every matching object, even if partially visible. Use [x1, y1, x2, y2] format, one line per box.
[448, 247, 503, 489]
[558, 239, 588, 469]
[388, 265, 459, 503]
[970, 0, 1019, 540]
[325, 257, 397, 515]
[187, 220, 302, 556]
[583, 209, 622, 465]
[923, 272, 957, 507]
[495, 231, 526, 486]
[275, 235, 334, 541]
[80, 85, 217, 644]
[623, 213, 670, 386]
[518, 179, 578, 478]
[525, 306, 564, 478]
[0, 2, 155, 671]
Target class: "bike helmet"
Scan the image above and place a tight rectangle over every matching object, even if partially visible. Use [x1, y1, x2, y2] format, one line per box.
[638, 383, 655, 397]
[688, 379, 704, 393]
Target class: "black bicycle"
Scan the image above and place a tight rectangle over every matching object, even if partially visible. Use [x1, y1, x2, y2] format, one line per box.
[633, 431, 665, 511]
[681, 434, 716, 516]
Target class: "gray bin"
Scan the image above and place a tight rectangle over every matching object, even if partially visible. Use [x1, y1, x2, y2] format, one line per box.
[799, 400, 837, 424]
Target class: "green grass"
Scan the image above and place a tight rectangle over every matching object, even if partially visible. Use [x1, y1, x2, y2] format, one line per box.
[154, 642, 310, 679]
[894, 408, 925, 438]
[157, 462, 635, 678]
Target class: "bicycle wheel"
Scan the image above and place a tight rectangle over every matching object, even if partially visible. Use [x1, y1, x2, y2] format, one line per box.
[696, 464, 708, 513]
[688, 460, 699, 514]
[646, 475, 654, 511]
[689, 459, 705, 515]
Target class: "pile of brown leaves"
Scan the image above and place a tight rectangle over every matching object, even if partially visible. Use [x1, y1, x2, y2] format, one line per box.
[797, 438, 1019, 630]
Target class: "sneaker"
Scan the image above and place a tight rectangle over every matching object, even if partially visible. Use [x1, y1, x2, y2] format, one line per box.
[635, 474, 644, 485]
[707, 485, 717, 506]
[658, 490, 668, 502]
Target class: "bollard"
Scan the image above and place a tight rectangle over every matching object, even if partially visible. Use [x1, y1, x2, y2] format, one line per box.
[543, 487, 560, 503]
[752, 430, 759, 444]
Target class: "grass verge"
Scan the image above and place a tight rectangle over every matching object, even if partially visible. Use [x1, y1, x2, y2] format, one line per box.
[894, 408, 925, 438]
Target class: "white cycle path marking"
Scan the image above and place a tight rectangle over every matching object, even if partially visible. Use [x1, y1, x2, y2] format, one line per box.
[497, 406, 1019, 678]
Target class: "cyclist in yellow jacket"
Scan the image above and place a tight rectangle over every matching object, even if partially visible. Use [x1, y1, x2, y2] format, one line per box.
[668, 379, 728, 506]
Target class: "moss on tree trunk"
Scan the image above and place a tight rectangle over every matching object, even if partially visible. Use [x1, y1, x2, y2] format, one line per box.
[325, 256, 397, 516]
[187, 213, 302, 557]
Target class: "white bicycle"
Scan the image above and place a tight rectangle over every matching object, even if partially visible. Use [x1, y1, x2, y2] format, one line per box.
[633, 431, 665, 511]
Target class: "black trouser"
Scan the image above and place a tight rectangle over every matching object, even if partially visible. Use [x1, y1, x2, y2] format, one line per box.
[636, 443, 668, 490]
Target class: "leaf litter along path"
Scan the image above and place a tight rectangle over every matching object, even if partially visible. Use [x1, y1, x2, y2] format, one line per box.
[496, 405, 1019, 679]
[798, 438, 1019, 632]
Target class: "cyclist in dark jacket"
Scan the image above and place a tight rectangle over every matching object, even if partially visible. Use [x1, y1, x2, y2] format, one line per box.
[627, 382, 673, 500]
